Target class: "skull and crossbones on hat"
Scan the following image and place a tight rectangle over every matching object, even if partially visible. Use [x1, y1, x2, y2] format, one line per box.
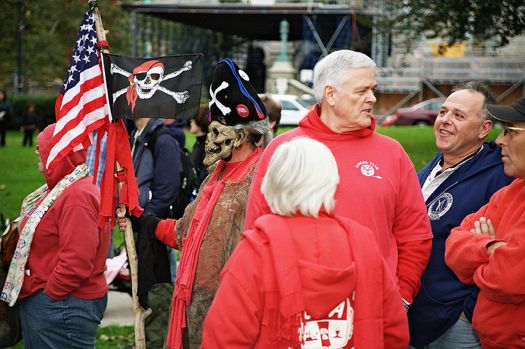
[204, 58, 269, 166]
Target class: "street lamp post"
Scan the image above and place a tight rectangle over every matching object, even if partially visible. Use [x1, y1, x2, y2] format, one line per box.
[16, 0, 24, 93]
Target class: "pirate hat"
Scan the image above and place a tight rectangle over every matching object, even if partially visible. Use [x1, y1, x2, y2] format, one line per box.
[209, 58, 267, 126]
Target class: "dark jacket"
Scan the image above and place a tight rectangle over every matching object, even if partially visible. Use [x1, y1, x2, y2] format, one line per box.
[21, 112, 38, 130]
[165, 119, 186, 148]
[131, 118, 182, 218]
[408, 142, 513, 347]
[191, 135, 207, 187]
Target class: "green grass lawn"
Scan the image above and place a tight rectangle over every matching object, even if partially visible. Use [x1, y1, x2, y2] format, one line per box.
[378, 126, 438, 171]
[11, 325, 134, 349]
[0, 126, 502, 222]
[0, 133, 45, 221]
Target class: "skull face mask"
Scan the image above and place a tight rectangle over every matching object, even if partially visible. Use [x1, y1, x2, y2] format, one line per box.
[204, 121, 246, 166]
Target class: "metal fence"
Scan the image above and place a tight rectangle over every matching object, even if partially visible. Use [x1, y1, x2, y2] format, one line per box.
[377, 56, 525, 92]
[422, 57, 525, 82]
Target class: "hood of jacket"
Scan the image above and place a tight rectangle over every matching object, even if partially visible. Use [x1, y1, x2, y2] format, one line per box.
[38, 123, 87, 189]
[295, 255, 357, 319]
[255, 214, 357, 319]
[297, 104, 376, 142]
[134, 118, 164, 142]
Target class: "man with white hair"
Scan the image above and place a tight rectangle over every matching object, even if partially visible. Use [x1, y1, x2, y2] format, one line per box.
[245, 49, 433, 309]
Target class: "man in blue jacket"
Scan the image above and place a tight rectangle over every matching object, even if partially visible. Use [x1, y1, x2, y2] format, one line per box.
[132, 117, 181, 218]
[408, 81, 514, 349]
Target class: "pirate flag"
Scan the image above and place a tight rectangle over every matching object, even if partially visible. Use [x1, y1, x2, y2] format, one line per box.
[103, 54, 203, 120]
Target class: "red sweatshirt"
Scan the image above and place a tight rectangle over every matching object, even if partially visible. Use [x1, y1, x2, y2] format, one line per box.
[446, 179, 525, 349]
[202, 214, 409, 348]
[244, 106, 432, 302]
[19, 125, 111, 300]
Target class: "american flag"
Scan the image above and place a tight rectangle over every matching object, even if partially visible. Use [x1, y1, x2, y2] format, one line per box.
[46, 8, 109, 172]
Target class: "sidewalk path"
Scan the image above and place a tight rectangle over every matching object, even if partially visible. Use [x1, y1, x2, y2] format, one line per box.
[101, 290, 134, 327]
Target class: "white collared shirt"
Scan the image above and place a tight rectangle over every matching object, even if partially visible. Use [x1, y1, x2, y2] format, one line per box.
[421, 146, 484, 201]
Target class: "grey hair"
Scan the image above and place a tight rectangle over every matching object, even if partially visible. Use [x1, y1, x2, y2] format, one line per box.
[452, 81, 496, 121]
[232, 118, 273, 148]
[313, 50, 376, 102]
[261, 137, 339, 217]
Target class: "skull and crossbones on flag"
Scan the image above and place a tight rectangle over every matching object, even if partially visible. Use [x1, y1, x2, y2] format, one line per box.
[103, 54, 203, 120]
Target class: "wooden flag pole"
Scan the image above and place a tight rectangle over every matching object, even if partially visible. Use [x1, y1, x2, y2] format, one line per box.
[89, 2, 151, 348]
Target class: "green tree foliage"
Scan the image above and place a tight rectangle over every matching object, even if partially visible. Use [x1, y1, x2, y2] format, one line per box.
[388, 0, 525, 47]
[0, 0, 132, 90]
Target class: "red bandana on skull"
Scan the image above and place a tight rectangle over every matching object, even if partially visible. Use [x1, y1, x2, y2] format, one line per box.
[126, 60, 165, 112]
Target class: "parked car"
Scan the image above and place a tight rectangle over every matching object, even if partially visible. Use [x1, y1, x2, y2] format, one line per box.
[298, 94, 317, 109]
[269, 94, 312, 126]
[381, 98, 446, 127]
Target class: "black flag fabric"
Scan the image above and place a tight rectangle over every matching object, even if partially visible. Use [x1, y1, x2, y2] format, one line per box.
[103, 54, 203, 120]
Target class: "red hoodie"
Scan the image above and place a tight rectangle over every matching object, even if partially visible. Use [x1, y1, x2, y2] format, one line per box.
[18, 124, 111, 300]
[202, 214, 409, 348]
[244, 105, 432, 302]
[446, 179, 525, 349]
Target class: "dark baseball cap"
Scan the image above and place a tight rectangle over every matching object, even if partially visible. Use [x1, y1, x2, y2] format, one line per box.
[487, 97, 525, 123]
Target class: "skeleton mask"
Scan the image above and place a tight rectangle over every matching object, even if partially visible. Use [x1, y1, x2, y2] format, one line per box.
[204, 121, 246, 166]
[133, 63, 164, 99]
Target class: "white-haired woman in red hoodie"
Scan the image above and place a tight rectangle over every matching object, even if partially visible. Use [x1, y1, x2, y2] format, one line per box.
[201, 137, 409, 349]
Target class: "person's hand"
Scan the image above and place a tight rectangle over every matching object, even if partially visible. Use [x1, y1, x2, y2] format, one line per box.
[469, 216, 495, 238]
[469, 216, 506, 255]
[116, 207, 128, 232]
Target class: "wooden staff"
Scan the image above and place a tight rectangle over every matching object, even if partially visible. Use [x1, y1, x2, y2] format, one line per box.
[89, 2, 151, 348]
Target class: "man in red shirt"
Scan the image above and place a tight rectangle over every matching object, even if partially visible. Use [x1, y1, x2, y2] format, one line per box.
[245, 49, 433, 308]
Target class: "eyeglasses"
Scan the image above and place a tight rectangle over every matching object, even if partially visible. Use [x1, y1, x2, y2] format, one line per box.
[503, 124, 525, 136]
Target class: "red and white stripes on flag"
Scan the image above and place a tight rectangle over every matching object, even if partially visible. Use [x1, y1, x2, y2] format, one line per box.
[46, 8, 109, 173]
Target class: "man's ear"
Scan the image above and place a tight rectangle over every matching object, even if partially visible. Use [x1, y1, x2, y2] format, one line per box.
[325, 85, 336, 107]
[479, 119, 493, 139]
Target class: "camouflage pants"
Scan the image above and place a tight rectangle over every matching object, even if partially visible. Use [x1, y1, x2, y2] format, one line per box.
[145, 283, 174, 349]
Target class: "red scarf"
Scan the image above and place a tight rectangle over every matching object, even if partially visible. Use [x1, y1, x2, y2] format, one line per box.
[166, 147, 263, 349]
[98, 119, 143, 227]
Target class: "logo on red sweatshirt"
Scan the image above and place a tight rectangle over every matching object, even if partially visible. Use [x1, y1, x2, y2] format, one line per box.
[298, 297, 355, 349]
[355, 161, 382, 179]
